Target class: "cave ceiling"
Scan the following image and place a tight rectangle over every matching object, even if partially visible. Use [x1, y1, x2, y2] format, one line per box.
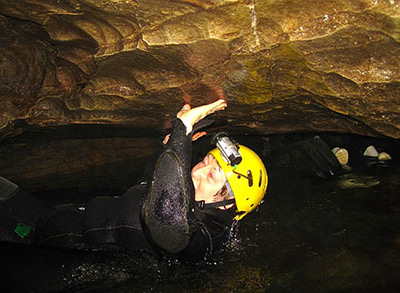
[1, 0, 400, 139]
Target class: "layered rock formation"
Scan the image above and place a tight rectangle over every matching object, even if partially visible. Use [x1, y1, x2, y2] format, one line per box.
[0, 0, 399, 139]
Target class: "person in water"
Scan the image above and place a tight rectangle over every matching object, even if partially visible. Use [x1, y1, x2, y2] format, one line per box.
[0, 99, 268, 263]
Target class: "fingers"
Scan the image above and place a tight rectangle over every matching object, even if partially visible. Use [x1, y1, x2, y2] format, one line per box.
[208, 99, 227, 109]
[210, 99, 227, 110]
[203, 99, 227, 115]
[177, 99, 227, 135]
[163, 134, 171, 144]
[192, 131, 207, 141]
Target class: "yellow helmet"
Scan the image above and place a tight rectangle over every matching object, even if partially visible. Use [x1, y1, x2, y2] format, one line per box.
[209, 145, 268, 220]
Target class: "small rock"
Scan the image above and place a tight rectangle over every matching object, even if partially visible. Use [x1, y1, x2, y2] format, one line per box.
[378, 152, 392, 161]
[363, 145, 379, 157]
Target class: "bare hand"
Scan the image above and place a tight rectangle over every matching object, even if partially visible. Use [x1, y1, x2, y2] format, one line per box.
[192, 131, 207, 141]
[177, 99, 227, 135]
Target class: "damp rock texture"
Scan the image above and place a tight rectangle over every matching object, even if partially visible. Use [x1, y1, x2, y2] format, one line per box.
[0, 0, 400, 138]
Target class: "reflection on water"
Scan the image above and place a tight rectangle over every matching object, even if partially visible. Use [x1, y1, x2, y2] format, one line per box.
[105, 160, 399, 292]
[336, 173, 380, 189]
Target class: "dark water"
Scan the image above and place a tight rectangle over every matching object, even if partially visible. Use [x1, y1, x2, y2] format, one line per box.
[101, 160, 399, 292]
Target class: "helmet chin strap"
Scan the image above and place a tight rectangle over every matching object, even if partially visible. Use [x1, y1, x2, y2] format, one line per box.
[196, 180, 236, 210]
[196, 198, 236, 209]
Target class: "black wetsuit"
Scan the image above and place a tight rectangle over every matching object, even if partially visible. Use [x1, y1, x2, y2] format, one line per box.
[0, 119, 234, 263]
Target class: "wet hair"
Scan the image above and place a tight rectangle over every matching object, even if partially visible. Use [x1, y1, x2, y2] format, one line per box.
[214, 184, 234, 210]
[208, 153, 232, 204]
[215, 184, 229, 201]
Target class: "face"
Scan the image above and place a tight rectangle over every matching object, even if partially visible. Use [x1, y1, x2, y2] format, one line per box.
[191, 153, 226, 203]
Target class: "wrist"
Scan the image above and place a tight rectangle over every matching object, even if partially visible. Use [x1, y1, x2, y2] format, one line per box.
[177, 117, 193, 135]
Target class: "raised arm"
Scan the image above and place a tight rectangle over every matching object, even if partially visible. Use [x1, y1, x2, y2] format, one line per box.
[140, 99, 227, 255]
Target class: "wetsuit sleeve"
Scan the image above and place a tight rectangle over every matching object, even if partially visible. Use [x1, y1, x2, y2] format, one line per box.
[165, 118, 194, 171]
[139, 118, 214, 185]
[140, 118, 196, 254]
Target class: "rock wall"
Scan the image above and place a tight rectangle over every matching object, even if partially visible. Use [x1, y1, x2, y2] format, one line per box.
[0, 0, 399, 139]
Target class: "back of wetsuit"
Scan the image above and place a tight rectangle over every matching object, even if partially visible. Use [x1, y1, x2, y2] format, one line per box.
[0, 176, 150, 250]
[37, 185, 151, 251]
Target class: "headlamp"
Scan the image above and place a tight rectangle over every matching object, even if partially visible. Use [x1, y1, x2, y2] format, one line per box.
[212, 132, 242, 166]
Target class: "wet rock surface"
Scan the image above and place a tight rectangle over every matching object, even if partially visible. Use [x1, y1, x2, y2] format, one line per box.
[0, 0, 399, 139]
